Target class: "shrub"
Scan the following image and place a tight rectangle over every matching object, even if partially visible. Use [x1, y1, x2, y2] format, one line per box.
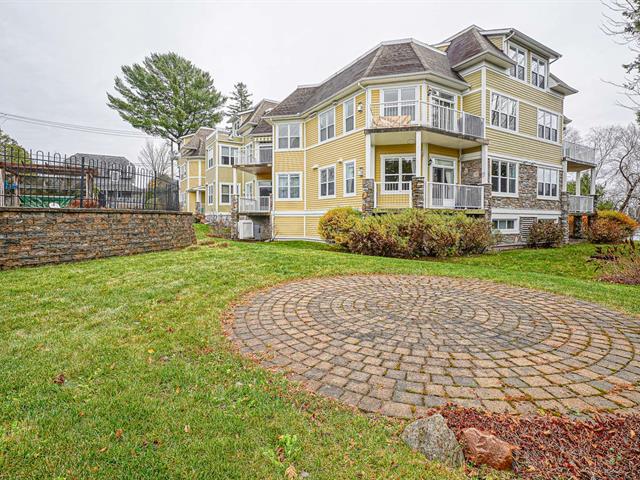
[587, 217, 628, 244]
[595, 241, 640, 285]
[342, 209, 494, 258]
[527, 221, 564, 248]
[596, 210, 638, 237]
[318, 207, 362, 246]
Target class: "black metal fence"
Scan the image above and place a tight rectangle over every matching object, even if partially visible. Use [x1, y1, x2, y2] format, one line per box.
[1, 147, 179, 210]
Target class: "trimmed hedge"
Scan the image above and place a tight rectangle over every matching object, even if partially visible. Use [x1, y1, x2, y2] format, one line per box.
[527, 221, 564, 248]
[319, 208, 495, 258]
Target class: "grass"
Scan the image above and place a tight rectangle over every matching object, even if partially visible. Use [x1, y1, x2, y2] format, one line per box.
[0, 225, 637, 479]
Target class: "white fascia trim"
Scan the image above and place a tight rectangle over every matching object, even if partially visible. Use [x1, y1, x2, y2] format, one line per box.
[492, 208, 561, 216]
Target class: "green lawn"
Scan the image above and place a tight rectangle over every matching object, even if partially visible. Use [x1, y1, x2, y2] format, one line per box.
[0, 226, 637, 479]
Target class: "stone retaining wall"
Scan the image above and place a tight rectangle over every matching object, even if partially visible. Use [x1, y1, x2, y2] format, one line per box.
[0, 207, 195, 269]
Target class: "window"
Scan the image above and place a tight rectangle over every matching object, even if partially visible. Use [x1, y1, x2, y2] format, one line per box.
[245, 181, 254, 199]
[490, 93, 517, 131]
[382, 87, 417, 121]
[508, 44, 526, 80]
[491, 159, 517, 195]
[537, 167, 559, 198]
[319, 165, 336, 198]
[277, 123, 301, 150]
[277, 173, 301, 200]
[220, 146, 238, 166]
[319, 108, 335, 142]
[383, 156, 415, 191]
[207, 147, 214, 168]
[532, 56, 547, 89]
[537, 110, 559, 142]
[492, 218, 517, 233]
[344, 160, 356, 196]
[207, 184, 214, 205]
[344, 98, 355, 133]
[220, 183, 233, 204]
[179, 164, 186, 180]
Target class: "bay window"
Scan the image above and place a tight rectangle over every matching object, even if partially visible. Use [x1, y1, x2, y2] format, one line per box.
[537, 167, 559, 198]
[490, 93, 517, 131]
[382, 87, 417, 121]
[491, 159, 517, 195]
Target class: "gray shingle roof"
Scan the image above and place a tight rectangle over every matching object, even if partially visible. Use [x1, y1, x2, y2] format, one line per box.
[445, 26, 513, 68]
[239, 99, 279, 130]
[267, 40, 462, 118]
[181, 127, 215, 157]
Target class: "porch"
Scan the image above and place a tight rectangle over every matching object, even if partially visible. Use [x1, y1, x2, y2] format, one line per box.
[373, 180, 484, 211]
[237, 195, 271, 215]
[236, 143, 273, 175]
[563, 140, 597, 216]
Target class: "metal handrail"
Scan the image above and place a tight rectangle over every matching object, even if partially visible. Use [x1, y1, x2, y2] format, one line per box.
[568, 195, 594, 214]
[425, 182, 484, 209]
[563, 141, 596, 165]
[238, 195, 271, 213]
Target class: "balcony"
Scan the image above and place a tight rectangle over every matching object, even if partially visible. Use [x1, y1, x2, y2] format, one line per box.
[426, 183, 484, 210]
[238, 195, 271, 215]
[373, 181, 485, 210]
[236, 144, 273, 174]
[564, 141, 596, 168]
[368, 101, 485, 148]
[569, 195, 595, 214]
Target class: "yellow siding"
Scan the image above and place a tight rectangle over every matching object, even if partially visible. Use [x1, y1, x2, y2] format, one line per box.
[306, 115, 318, 147]
[486, 69, 562, 112]
[428, 144, 459, 158]
[305, 216, 322, 239]
[463, 71, 482, 91]
[273, 150, 304, 211]
[519, 102, 538, 137]
[462, 92, 482, 117]
[306, 131, 366, 211]
[355, 92, 366, 129]
[374, 144, 416, 209]
[335, 103, 344, 137]
[487, 35, 503, 51]
[217, 166, 234, 183]
[274, 216, 305, 237]
[487, 128, 562, 164]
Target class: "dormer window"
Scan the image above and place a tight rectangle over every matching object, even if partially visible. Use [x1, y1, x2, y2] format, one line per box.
[508, 44, 526, 81]
[531, 56, 547, 89]
[231, 120, 240, 136]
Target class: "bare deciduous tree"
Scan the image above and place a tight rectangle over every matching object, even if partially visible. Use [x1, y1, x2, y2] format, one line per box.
[138, 139, 172, 176]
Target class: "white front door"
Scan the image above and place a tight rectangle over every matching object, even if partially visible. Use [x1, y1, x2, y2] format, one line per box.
[430, 158, 456, 208]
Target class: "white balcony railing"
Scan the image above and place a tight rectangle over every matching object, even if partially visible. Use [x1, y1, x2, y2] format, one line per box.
[368, 101, 485, 138]
[426, 183, 484, 209]
[563, 141, 596, 166]
[569, 195, 594, 214]
[238, 195, 271, 213]
[237, 144, 273, 167]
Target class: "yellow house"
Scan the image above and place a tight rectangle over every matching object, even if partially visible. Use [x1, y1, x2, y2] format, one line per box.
[177, 127, 213, 214]
[257, 26, 596, 244]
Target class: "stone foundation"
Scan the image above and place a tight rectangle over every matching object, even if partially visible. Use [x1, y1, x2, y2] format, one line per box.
[0, 207, 195, 269]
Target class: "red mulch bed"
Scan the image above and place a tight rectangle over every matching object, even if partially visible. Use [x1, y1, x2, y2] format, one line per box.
[431, 405, 640, 480]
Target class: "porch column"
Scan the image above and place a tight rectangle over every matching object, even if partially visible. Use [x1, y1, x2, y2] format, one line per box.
[230, 194, 239, 239]
[481, 144, 489, 183]
[560, 159, 569, 244]
[562, 159, 568, 193]
[590, 167, 597, 195]
[411, 177, 425, 209]
[415, 131, 422, 177]
[362, 178, 375, 216]
[365, 133, 374, 179]
[575, 170, 582, 196]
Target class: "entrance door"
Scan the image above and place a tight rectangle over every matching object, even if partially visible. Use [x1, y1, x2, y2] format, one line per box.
[430, 158, 456, 208]
[257, 180, 272, 211]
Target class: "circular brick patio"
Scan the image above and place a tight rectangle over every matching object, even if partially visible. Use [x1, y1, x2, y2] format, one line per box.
[229, 275, 640, 418]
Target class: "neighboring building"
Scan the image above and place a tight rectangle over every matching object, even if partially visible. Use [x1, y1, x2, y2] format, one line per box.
[177, 100, 277, 229]
[71, 153, 141, 208]
[186, 26, 597, 244]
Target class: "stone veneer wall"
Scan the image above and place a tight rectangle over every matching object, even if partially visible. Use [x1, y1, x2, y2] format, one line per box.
[0, 207, 195, 269]
[491, 163, 563, 211]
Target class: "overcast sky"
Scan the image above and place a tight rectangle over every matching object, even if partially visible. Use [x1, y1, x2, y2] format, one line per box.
[0, 0, 635, 164]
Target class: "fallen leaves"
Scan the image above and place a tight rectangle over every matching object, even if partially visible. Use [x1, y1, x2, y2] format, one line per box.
[115, 429, 123, 440]
[53, 373, 66, 385]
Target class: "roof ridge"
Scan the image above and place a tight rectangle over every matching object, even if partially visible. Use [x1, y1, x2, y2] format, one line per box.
[408, 41, 429, 71]
[363, 44, 385, 78]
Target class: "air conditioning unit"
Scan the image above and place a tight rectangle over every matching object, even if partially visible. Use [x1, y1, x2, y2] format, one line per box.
[238, 220, 254, 240]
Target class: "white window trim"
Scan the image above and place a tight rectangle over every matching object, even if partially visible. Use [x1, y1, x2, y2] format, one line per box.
[343, 96, 356, 134]
[537, 108, 560, 144]
[536, 166, 560, 200]
[490, 92, 519, 133]
[276, 172, 302, 201]
[219, 183, 234, 205]
[219, 144, 238, 166]
[531, 55, 548, 91]
[491, 158, 519, 198]
[507, 42, 527, 81]
[318, 107, 336, 144]
[275, 122, 302, 151]
[491, 217, 519, 234]
[381, 85, 420, 124]
[343, 159, 357, 197]
[207, 184, 214, 205]
[380, 154, 416, 194]
[244, 181, 254, 199]
[206, 146, 214, 169]
[318, 164, 337, 199]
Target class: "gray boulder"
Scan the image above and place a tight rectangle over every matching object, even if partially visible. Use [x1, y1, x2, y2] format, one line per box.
[401, 414, 465, 468]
